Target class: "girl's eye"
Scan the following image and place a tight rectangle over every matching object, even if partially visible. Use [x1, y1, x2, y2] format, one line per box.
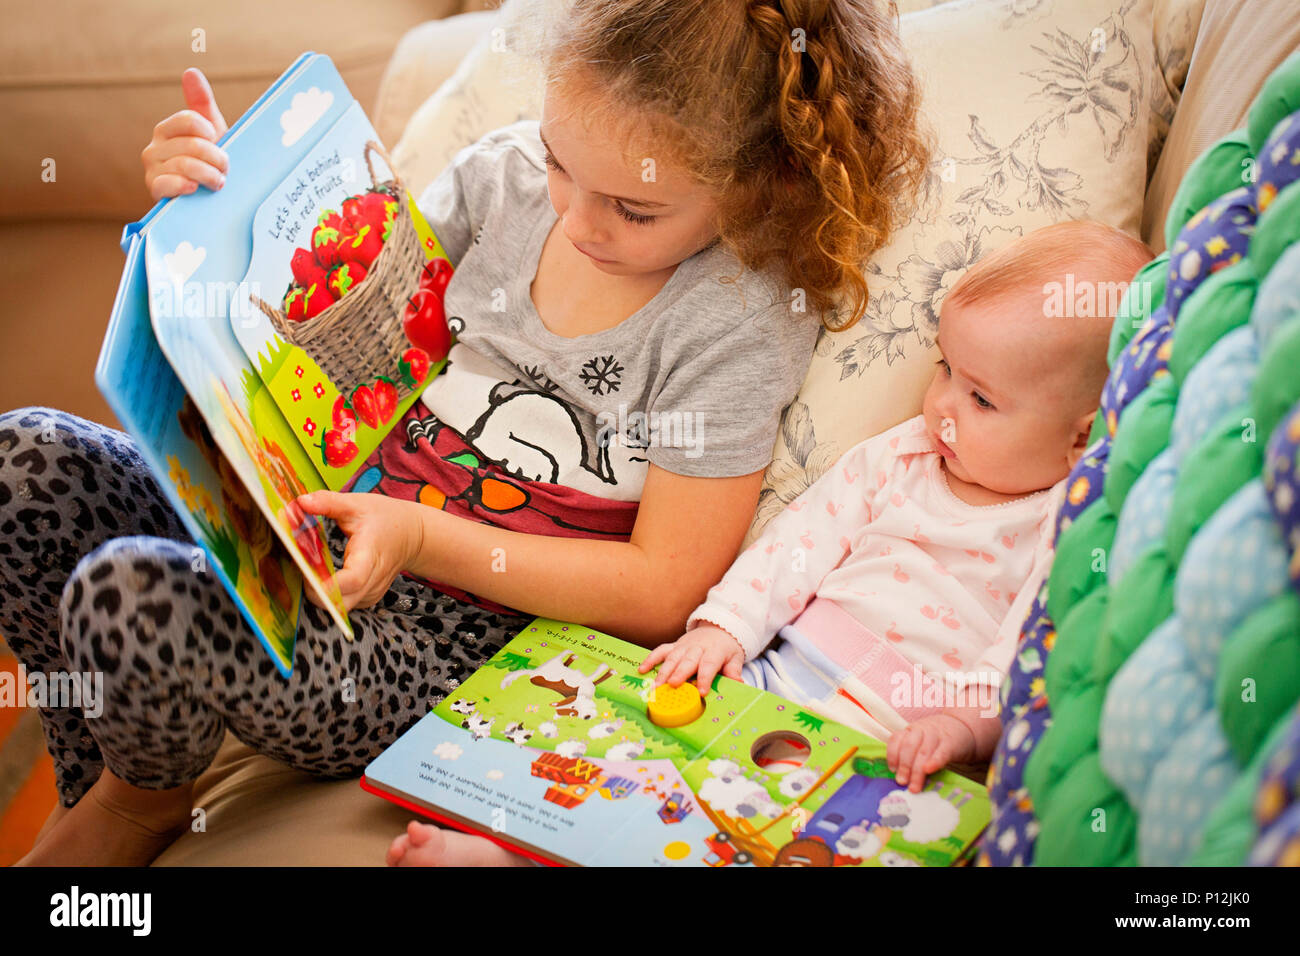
[935, 358, 950, 375]
[543, 150, 655, 226]
[614, 203, 655, 226]
[972, 392, 994, 410]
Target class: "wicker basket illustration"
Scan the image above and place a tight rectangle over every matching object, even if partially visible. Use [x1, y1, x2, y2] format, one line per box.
[251, 140, 427, 399]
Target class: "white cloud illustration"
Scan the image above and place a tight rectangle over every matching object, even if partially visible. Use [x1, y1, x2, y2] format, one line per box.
[280, 87, 333, 147]
[433, 742, 462, 761]
[164, 241, 205, 287]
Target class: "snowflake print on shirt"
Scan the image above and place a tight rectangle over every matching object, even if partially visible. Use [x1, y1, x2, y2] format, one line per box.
[520, 364, 560, 393]
[579, 355, 624, 396]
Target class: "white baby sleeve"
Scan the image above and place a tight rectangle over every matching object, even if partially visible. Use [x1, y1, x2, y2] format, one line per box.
[684, 431, 887, 660]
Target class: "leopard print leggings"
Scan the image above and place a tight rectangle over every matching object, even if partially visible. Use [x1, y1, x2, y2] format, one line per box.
[0, 407, 532, 806]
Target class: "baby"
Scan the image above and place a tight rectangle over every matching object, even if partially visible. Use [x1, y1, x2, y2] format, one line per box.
[386, 220, 1151, 867]
[641, 220, 1153, 793]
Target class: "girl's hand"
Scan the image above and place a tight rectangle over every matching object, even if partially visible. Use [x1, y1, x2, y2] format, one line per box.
[295, 491, 424, 612]
[886, 712, 977, 793]
[638, 623, 745, 695]
[142, 68, 230, 200]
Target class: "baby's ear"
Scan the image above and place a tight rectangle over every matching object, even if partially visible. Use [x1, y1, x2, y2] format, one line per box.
[1065, 410, 1097, 471]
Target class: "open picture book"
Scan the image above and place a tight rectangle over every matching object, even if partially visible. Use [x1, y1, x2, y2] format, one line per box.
[95, 52, 454, 676]
[362, 618, 992, 867]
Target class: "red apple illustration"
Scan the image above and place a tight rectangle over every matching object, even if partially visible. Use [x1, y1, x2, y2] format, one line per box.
[341, 194, 365, 229]
[402, 289, 450, 360]
[419, 257, 453, 297]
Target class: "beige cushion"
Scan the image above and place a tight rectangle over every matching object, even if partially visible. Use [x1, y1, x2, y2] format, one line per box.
[0, 0, 464, 223]
[1141, 0, 1300, 250]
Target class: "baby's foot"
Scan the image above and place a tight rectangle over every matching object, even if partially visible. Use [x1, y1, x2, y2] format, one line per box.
[386, 820, 534, 867]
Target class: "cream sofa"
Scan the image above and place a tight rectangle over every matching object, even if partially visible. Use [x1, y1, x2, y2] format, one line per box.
[130, 0, 1300, 866]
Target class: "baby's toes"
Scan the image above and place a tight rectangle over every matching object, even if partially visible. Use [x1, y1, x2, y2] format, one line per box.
[385, 833, 410, 867]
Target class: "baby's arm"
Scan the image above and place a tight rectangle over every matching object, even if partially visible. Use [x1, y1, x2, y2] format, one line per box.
[886, 688, 1003, 792]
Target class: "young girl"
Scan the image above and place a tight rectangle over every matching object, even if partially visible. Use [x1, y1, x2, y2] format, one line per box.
[3, 0, 930, 865]
[642, 220, 1153, 795]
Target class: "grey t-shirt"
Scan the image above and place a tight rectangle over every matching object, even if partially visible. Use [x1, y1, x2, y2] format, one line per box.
[413, 120, 820, 503]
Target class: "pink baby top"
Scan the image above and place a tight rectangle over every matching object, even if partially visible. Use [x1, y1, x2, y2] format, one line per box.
[686, 414, 1065, 733]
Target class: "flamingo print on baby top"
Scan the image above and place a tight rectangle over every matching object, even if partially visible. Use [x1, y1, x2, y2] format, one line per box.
[686, 414, 1066, 737]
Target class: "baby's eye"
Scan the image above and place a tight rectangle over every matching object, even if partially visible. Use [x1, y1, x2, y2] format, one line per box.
[615, 203, 655, 226]
[543, 150, 563, 172]
[972, 392, 994, 410]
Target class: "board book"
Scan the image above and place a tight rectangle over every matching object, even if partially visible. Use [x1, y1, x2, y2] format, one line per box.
[362, 618, 991, 867]
[95, 53, 454, 676]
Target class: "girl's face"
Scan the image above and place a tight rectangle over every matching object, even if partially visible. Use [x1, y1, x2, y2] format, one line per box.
[539, 81, 720, 277]
[921, 295, 1092, 498]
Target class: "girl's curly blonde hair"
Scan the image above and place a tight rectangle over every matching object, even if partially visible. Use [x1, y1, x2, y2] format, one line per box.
[510, 0, 933, 331]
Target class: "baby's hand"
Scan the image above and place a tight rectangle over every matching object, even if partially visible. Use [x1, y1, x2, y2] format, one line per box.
[142, 68, 230, 200]
[638, 623, 744, 695]
[886, 712, 976, 793]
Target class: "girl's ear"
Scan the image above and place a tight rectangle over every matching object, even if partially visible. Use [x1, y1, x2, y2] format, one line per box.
[1065, 410, 1097, 471]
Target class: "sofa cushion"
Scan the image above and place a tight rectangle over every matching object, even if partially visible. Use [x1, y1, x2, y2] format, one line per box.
[0, 0, 464, 223]
[1141, 0, 1300, 250]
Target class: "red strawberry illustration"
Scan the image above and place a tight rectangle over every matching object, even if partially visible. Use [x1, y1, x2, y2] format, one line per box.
[372, 376, 398, 424]
[291, 247, 327, 289]
[284, 284, 308, 322]
[398, 347, 431, 388]
[350, 384, 379, 428]
[331, 394, 358, 436]
[311, 222, 342, 269]
[360, 191, 399, 239]
[341, 194, 365, 230]
[340, 222, 384, 270]
[319, 427, 359, 469]
[327, 261, 367, 299]
[301, 281, 335, 319]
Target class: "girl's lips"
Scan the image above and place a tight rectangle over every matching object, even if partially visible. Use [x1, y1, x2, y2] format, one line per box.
[933, 432, 955, 458]
[575, 243, 611, 263]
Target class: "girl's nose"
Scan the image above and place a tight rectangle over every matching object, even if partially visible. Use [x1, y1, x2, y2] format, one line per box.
[561, 191, 604, 245]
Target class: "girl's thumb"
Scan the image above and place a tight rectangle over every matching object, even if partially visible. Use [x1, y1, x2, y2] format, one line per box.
[298, 490, 343, 517]
[181, 68, 228, 140]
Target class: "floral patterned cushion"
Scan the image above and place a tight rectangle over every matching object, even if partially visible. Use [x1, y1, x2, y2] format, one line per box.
[390, 0, 1195, 548]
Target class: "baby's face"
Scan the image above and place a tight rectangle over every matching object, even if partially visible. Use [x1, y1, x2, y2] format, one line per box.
[921, 296, 1090, 497]
[539, 80, 720, 277]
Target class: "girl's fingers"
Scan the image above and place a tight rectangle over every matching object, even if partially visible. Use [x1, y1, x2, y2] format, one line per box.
[156, 154, 226, 192]
[152, 135, 229, 176]
[147, 173, 199, 201]
[298, 490, 349, 518]
[181, 67, 229, 139]
[154, 108, 220, 145]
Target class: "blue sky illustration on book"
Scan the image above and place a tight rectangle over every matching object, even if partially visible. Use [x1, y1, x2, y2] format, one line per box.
[140, 54, 362, 645]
